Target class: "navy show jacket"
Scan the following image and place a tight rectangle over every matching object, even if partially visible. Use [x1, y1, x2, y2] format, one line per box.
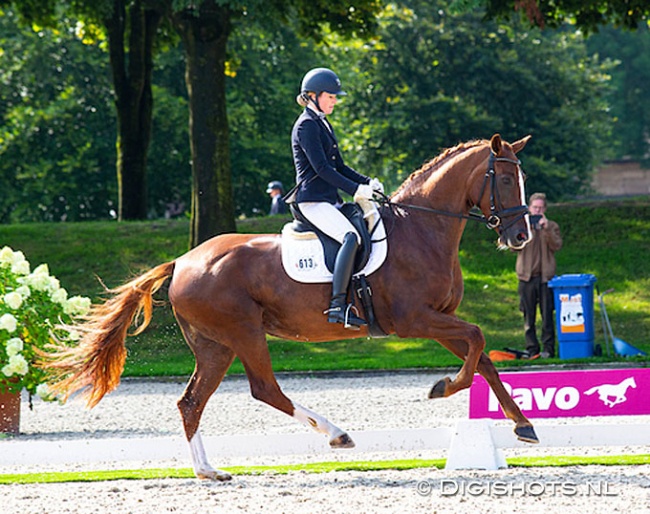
[290, 108, 369, 205]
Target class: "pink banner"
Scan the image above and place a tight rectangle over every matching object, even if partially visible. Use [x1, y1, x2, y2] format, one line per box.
[469, 368, 650, 419]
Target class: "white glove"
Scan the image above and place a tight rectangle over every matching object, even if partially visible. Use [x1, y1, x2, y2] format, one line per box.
[369, 178, 384, 194]
[354, 183, 375, 200]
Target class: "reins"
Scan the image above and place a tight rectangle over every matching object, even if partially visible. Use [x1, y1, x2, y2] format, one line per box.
[373, 152, 529, 232]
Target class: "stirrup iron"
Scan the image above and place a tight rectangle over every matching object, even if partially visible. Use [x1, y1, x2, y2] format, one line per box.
[343, 304, 365, 330]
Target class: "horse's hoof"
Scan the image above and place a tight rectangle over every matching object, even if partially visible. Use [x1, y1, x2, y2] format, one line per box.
[196, 469, 233, 481]
[330, 432, 355, 449]
[515, 425, 539, 444]
[428, 378, 449, 399]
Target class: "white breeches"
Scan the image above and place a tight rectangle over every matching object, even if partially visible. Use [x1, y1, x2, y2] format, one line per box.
[298, 202, 361, 244]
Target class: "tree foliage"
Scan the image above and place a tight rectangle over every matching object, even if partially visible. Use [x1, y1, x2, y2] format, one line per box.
[587, 24, 650, 165]
[323, 1, 613, 200]
[0, 11, 117, 222]
[226, 23, 315, 216]
[169, 0, 383, 246]
[453, 0, 650, 33]
[2, 1, 641, 223]
[1, 0, 168, 222]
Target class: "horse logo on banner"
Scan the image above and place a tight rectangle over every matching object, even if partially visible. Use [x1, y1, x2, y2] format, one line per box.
[584, 377, 637, 408]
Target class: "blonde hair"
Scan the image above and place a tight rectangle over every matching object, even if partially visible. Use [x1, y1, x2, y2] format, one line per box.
[296, 92, 313, 107]
[529, 192, 547, 206]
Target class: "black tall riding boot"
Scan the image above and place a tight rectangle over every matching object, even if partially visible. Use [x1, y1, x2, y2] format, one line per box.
[326, 232, 367, 329]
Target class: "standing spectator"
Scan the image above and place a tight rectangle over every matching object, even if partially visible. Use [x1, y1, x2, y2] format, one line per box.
[516, 192, 563, 358]
[266, 180, 288, 215]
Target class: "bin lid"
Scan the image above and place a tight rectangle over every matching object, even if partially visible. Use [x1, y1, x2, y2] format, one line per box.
[548, 273, 597, 288]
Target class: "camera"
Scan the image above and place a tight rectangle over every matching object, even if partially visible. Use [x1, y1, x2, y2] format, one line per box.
[530, 214, 542, 229]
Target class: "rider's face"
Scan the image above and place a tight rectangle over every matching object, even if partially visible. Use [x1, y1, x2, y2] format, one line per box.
[317, 92, 338, 115]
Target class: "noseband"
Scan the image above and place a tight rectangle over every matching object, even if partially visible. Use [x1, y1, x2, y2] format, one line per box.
[376, 152, 529, 232]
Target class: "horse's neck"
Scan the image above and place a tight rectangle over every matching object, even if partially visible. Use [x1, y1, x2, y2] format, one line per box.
[388, 175, 471, 255]
[395, 148, 482, 213]
[387, 149, 484, 257]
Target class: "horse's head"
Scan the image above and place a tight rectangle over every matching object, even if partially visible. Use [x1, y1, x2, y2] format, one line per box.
[473, 134, 532, 250]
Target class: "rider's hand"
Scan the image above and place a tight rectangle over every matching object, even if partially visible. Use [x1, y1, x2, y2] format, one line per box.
[355, 183, 375, 200]
[369, 178, 384, 194]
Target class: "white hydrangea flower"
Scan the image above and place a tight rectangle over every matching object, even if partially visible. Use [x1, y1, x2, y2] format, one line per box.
[0, 313, 18, 333]
[22, 272, 51, 292]
[3, 291, 23, 310]
[5, 337, 23, 356]
[47, 276, 61, 293]
[2, 353, 29, 376]
[0, 247, 27, 270]
[50, 287, 68, 305]
[11, 259, 31, 276]
[16, 285, 31, 299]
[64, 295, 92, 316]
[66, 329, 81, 341]
[32, 263, 50, 276]
[35, 383, 53, 400]
[0, 246, 14, 266]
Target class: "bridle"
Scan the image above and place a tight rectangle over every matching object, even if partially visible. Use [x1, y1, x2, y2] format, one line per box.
[477, 153, 529, 230]
[375, 152, 529, 232]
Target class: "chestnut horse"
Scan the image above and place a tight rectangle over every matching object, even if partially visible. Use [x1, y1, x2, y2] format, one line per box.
[44, 134, 538, 481]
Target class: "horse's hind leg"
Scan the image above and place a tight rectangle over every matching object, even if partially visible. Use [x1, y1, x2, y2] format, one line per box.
[176, 315, 236, 481]
[235, 332, 354, 448]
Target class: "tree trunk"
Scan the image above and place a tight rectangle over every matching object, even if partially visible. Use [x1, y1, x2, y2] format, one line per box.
[105, 0, 161, 221]
[173, 2, 236, 247]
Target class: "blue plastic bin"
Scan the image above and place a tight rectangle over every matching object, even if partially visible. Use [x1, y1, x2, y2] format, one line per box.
[548, 274, 597, 359]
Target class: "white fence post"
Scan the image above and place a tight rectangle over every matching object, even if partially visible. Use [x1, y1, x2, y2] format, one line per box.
[444, 419, 507, 470]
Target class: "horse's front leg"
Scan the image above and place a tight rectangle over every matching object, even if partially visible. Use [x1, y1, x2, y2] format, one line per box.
[430, 339, 539, 444]
[475, 353, 538, 443]
[396, 310, 538, 443]
[402, 314, 486, 398]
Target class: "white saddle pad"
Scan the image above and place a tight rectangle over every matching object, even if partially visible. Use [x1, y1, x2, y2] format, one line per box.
[281, 210, 388, 284]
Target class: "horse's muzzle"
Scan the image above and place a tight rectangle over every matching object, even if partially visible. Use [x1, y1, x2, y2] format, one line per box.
[499, 227, 530, 250]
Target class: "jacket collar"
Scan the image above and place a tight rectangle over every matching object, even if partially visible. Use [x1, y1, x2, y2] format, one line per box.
[304, 107, 338, 144]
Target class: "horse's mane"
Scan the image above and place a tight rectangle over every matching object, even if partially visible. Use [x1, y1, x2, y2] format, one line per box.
[391, 139, 488, 198]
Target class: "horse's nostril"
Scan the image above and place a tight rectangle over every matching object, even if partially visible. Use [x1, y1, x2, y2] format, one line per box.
[516, 232, 528, 242]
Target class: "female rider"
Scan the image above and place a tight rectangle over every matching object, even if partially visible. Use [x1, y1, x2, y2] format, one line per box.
[287, 67, 383, 329]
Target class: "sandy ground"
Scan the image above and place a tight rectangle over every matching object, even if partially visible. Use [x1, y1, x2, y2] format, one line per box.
[2, 371, 650, 513]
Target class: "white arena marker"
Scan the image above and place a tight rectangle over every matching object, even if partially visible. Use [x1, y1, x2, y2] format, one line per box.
[445, 419, 507, 470]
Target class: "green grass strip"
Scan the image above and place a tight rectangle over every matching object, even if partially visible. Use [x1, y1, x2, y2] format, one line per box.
[508, 453, 650, 467]
[1, 455, 648, 484]
[0, 459, 444, 484]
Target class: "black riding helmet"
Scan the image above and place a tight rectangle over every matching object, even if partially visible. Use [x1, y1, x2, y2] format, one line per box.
[299, 68, 346, 111]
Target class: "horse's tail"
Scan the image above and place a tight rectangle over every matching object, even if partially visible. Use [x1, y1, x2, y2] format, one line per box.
[584, 386, 599, 396]
[41, 261, 176, 408]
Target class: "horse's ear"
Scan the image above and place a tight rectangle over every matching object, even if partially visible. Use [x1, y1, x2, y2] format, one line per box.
[512, 135, 532, 154]
[490, 133, 503, 155]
